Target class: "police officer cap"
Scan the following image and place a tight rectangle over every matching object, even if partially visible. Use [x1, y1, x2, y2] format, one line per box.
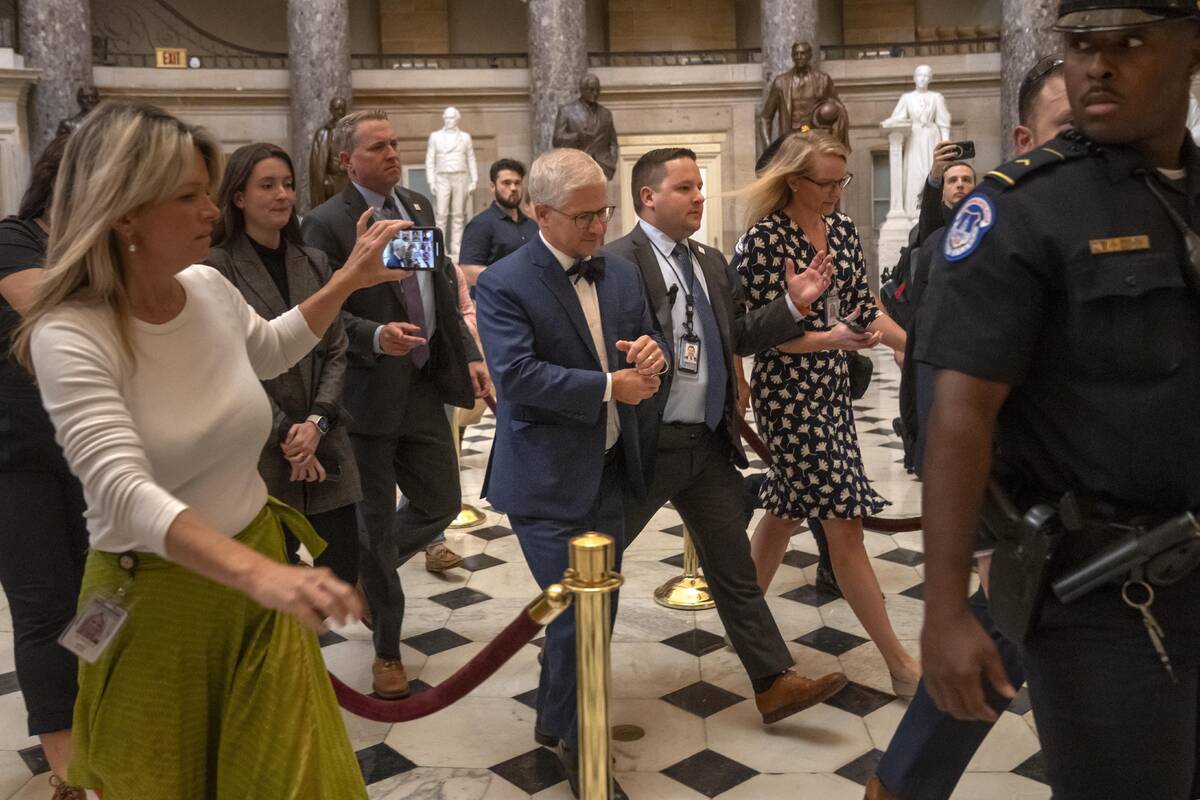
[1055, 0, 1200, 31]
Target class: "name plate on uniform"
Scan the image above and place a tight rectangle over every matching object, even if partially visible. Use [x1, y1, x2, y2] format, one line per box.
[155, 47, 188, 69]
[1089, 235, 1151, 255]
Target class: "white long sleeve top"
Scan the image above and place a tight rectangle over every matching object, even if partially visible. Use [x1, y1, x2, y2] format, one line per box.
[30, 265, 319, 556]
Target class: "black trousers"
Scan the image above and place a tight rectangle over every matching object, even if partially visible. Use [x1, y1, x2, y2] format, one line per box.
[625, 425, 792, 682]
[350, 374, 460, 660]
[0, 469, 88, 735]
[282, 503, 360, 586]
[1023, 570, 1200, 799]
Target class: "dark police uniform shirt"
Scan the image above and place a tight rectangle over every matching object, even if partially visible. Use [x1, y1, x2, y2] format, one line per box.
[916, 131, 1200, 515]
[459, 201, 539, 266]
[0, 215, 69, 472]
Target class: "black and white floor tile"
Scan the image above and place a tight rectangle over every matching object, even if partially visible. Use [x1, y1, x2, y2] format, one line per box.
[0, 351, 1048, 799]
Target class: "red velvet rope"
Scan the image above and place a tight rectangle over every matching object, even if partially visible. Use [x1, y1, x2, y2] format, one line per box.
[736, 418, 923, 534]
[330, 608, 543, 722]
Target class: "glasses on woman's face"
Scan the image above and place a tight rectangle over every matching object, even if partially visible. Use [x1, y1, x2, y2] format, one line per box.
[801, 173, 854, 191]
[548, 204, 617, 229]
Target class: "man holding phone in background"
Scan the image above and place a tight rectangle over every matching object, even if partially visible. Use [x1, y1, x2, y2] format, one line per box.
[303, 109, 489, 700]
[917, 142, 977, 244]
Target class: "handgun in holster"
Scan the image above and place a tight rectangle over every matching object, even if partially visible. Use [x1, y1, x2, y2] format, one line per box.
[980, 480, 1062, 644]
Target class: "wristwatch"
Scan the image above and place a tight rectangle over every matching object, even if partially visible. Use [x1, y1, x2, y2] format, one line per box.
[306, 414, 331, 435]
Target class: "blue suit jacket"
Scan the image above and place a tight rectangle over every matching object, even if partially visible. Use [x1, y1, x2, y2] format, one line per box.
[476, 236, 664, 522]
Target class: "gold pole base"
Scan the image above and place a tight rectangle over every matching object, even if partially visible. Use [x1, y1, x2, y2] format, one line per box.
[448, 503, 488, 530]
[653, 575, 716, 610]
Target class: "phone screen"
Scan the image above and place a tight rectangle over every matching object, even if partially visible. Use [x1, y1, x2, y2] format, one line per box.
[383, 227, 441, 270]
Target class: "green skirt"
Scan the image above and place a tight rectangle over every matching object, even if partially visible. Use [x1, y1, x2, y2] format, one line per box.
[69, 499, 368, 799]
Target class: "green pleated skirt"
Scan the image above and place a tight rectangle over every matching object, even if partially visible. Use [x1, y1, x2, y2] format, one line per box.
[69, 499, 368, 799]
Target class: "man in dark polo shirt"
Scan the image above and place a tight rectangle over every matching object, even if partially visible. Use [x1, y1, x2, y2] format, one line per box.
[459, 158, 538, 285]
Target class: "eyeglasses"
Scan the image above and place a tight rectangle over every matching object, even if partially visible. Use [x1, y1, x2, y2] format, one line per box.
[547, 205, 616, 229]
[801, 173, 854, 191]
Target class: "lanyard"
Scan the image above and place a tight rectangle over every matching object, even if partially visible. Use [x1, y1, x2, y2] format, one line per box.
[650, 239, 697, 335]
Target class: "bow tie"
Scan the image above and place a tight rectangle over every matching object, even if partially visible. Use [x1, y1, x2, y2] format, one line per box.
[566, 257, 605, 285]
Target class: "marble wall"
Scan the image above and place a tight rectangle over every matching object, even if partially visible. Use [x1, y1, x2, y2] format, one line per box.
[89, 51, 1002, 285]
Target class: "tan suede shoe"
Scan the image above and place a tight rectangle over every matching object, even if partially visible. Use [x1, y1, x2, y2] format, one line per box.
[755, 668, 849, 724]
[49, 775, 86, 800]
[424, 542, 464, 572]
[372, 657, 411, 699]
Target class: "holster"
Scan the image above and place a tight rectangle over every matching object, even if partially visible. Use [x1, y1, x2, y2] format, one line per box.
[982, 481, 1063, 644]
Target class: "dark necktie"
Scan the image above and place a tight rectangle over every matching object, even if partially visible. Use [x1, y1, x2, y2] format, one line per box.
[381, 197, 430, 369]
[566, 257, 606, 284]
[672, 243, 727, 431]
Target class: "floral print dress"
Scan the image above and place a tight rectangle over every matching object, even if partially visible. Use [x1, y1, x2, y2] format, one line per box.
[734, 209, 888, 521]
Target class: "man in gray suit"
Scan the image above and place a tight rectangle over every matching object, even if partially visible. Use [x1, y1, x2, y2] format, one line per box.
[606, 148, 847, 722]
[302, 110, 489, 699]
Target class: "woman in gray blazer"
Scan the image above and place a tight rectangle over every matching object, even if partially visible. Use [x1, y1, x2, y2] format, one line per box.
[207, 143, 362, 584]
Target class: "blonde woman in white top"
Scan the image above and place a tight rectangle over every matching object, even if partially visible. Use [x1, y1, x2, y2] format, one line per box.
[13, 100, 408, 799]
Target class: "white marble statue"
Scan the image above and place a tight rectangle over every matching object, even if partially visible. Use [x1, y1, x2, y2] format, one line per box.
[882, 65, 951, 220]
[425, 106, 478, 256]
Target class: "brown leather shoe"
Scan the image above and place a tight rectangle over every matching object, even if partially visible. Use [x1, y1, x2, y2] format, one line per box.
[755, 668, 849, 724]
[49, 775, 86, 800]
[425, 542, 464, 572]
[864, 775, 898, 800]
[372, 657, 411, 699]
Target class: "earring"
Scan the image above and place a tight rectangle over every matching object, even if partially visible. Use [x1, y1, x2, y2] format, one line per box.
[128, 241, 137, 253]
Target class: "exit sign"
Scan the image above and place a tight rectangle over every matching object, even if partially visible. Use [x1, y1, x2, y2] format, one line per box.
[155, 47, 188, 69]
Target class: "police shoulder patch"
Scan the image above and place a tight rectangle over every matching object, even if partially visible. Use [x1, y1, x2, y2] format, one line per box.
[943, 193, 995, 262]
[984, 135, 1088, 189]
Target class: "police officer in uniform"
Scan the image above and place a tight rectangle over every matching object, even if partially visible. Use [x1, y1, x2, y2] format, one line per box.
[917, 2, 1200, 797]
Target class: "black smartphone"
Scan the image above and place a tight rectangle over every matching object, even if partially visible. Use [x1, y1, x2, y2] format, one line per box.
[948, 140, 976, 160]
[382, 226, 443, 271]
[838, 317, 868, 335]
[837, 305, 868, 334]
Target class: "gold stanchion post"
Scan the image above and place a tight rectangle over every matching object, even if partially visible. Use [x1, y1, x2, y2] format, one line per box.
[653, 526, 716, 610]
[563, 533, 623, 800]
[448, 405, 488, 530]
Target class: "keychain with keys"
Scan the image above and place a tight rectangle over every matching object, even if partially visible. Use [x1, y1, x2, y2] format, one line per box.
[1121, 576, 1178, 684]
[59, 552, 137, 663]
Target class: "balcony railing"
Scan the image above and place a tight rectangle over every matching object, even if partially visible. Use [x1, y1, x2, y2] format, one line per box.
[94, 37, 1000, 71]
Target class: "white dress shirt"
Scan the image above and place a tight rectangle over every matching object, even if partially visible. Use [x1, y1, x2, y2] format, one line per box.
[539, 232, 620, 450]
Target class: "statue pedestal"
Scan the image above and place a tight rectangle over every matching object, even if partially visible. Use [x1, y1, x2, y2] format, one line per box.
[877, 122, 913, 279]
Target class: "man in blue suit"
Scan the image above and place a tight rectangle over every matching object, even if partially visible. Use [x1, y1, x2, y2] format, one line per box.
[476, 148, 666, 800]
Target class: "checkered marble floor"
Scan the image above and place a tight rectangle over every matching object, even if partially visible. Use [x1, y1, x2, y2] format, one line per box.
[0, 351, 1050, 799]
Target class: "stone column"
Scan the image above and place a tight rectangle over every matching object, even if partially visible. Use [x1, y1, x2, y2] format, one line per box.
[0, 50, 39, 215]
[760, 0, 817, 89]
[876, 122, 912, 276]
[527, 0, 587, 159]
[1000, 0, 1059, 158]
[288, 0, 352, 213]
[19, 0, 91, 155]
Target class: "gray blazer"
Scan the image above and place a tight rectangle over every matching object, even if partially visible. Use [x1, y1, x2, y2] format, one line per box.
[206, 235, 362, 514]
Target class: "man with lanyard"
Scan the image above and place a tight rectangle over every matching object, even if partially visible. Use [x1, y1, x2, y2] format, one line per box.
[917, 2, 1200, 797]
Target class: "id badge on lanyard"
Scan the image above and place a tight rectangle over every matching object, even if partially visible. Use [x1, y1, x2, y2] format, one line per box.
[59, 552, 137, 663]
[677, 331, 701, 375]
[823, 287, 841, 329]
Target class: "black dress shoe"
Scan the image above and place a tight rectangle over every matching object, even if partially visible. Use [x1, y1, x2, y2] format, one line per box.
[557, 742, 628, 800]
[815, 564, 842, 597]
[534, 723, 557, 747]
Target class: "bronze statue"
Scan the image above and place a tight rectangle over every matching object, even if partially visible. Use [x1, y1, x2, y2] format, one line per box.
[759, 42, 850, 150]
[552, 74, 619, 181]
[56, 86, 100, 137]
[309, 96, 349, 207]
